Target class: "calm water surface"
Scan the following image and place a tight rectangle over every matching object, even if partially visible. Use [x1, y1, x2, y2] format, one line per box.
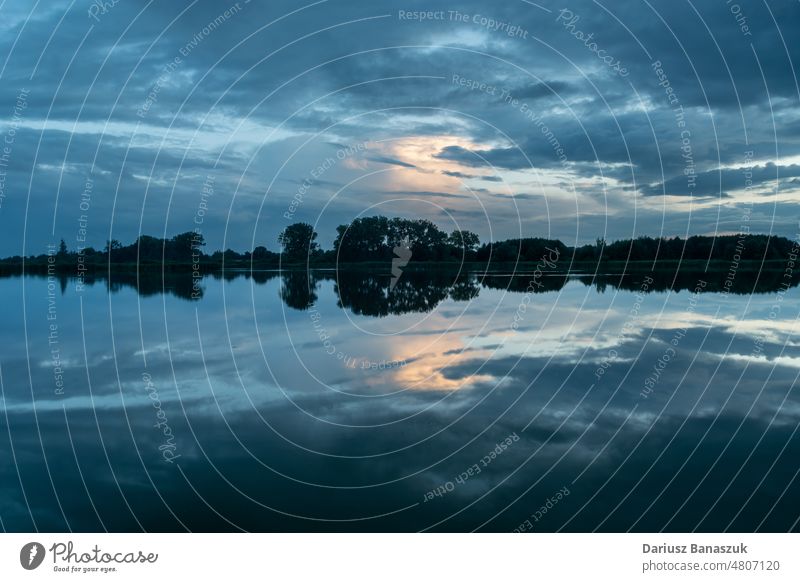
[1, 270, 798, 531]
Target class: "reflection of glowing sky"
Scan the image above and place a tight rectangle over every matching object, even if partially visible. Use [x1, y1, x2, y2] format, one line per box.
[4, 275, 798, 411]
[3, 274, 800, 531]
[268, 277, 800, 396]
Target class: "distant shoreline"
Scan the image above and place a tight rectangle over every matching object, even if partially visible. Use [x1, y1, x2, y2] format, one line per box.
[1, 222, 797, 278]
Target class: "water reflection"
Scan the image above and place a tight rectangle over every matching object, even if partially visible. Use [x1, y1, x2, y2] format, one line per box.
[335, 271, 473, 317]
[10, 263, 798, 313]
[1, 269, 798, 532]
[280, 271, 317, 310]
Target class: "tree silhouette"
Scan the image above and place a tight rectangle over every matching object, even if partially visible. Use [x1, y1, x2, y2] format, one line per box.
[278, 223, 318, 261]
[448, 230, 480, 255]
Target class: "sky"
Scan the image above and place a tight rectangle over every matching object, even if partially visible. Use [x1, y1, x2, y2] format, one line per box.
[0, 0, 799, 254]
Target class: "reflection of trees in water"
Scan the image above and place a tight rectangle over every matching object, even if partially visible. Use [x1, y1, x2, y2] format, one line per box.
[332, 271, 480, 317]
[480, 265, 800, 296]
[479, 274, 569, 293]
[9, 259, 799, 313]
[30, 270, 208, 301]
[17, 269, 286, 301]
[251, 270, 280, 285]
[108, 271, 200, 299]
[449, 276, 481, 301]
[581, 267, 800, 294]
[280, 271, 319, 310]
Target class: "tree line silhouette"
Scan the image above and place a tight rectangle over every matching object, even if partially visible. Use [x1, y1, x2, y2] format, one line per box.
[1, 216, 797, 273]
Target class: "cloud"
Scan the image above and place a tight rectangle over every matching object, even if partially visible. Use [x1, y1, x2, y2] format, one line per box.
[366, 155, 418, 169]
[441, 169, 502, 182]
[641, 162, 800, 197]
[0, 0, 798, 251]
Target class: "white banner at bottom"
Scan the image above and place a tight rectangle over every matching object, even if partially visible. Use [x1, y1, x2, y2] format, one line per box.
[0, 533, 796, 581]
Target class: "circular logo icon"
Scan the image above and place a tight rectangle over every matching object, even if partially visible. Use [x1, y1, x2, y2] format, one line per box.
[19, 542, 45, 570]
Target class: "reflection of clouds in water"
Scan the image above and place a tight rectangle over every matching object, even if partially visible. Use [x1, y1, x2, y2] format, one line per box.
[1, 274, 799, 531]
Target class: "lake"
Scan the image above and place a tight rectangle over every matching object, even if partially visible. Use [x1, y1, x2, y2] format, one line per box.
[1, 267, 798, 531]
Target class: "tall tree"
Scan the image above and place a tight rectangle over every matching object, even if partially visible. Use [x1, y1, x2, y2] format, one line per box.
[278, 223, 319, 261]
[448, 230, 480, 254]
